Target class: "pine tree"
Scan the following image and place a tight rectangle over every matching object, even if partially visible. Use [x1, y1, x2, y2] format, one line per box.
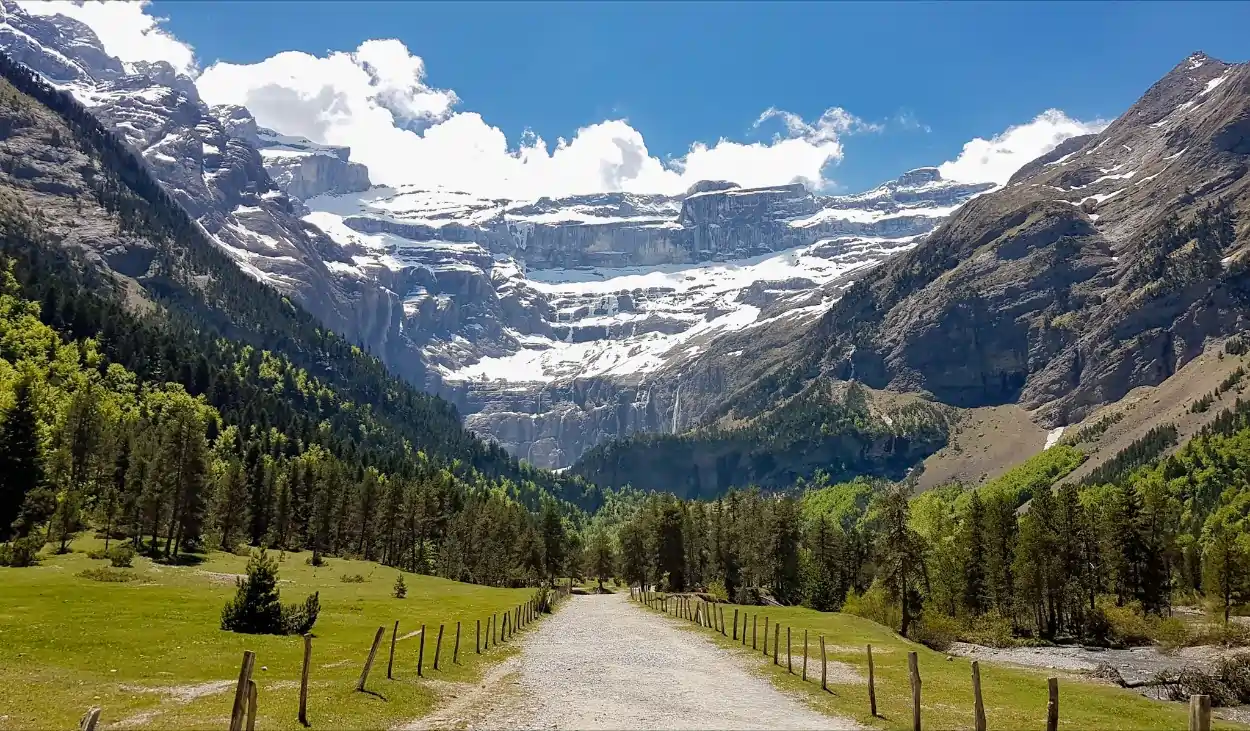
[1202, 508, 1250, 624]
[393, 572, 407, 599]
[0, 377, 43, 541]
[540, 499, 567, 585]
[589, 530, 616, 591]
[213, 457, 249, 551]
[221, 548, 284, 634]
[877, 486, 927, 636]
[960, 491, 988, 615]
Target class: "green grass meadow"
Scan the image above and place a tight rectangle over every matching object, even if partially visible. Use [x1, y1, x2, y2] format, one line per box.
[636, 593, 1238, 731]
[0, 540, 543, 730]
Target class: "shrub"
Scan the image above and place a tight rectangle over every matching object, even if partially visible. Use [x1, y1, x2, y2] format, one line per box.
[1154, 617, 1191, 651]
[963, 613, 1017, 648]
[86, 548, 109, 560]
[393, 573, 407, 598]
[78, 567, 138, 582]
[706, 578, 728, 602]
[533, 586, 553, 613]
[912, 613, 960, 651]
[843, 581, 901, 632]
[282, 591, 320, 635]
[0, 535, 43, 567]
[1191, 621, 1250, 647]
[108, 544, 135, 568]
[340, 573, 365, 583]
[222, 548, 319, 635]
[1099, 601, 1154, 646]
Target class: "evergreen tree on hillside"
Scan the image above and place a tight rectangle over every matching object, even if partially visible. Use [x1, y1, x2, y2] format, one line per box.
[876, 486, 927, 636]
[0, 377, 43, 541]
[540, 500, 567, 585]
[1202, 508, 1250, 624]
[960, 491, 988, 616]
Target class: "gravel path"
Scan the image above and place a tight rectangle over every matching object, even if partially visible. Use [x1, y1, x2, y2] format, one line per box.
[409, 593, 857, 730]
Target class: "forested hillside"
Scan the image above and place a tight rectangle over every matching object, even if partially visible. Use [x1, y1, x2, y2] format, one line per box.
[571, 381, 952, 496]
[0, 53, 594, 580]
[607, 403, 1250, 648]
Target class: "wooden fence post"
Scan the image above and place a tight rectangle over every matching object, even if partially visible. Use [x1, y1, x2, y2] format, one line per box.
[773, 623, 780, 666]
[299, 634, 312, 726]
[1047, 677, 1059, 731]
[454, 621, 461, 664]
[476, 618, 481, 654]
[868, 644, 877, 716]
[229, 650, 256, 731]
[971, 660, 985, 731]
[357, 626, 385, 692]
[387, 620, 399, 680]
[502, 612, 510, 641]
[820, 635, 827, 691]
[787, 627, 792, 673]
[733, 609, 739, 640]
[752, 615, 758, 649]
[720, 606, 727, 636]
[245, 680, 258, 731]
[417, 624, 426, 677]
[434, 624, 445, 670]
[79, 708, 101, 731]
[764, 617, 770, 655]
[493, 613, 499, 645]
[1190, 694, 1212, 731]
[909, 651, 922, 731]
[802, 630, 808, 681]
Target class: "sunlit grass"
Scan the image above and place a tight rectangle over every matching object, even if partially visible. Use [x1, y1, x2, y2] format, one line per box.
[0, 539, 543, 730]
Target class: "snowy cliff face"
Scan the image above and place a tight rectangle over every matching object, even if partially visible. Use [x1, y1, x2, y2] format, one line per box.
[305, 172, 992, 466]
[0, 1, 993, 467]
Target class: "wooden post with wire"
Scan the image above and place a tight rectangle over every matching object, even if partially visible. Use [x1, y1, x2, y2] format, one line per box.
[417, 624, 426, 677]
[971, 660, 985, 731]
[357, 626, 385, 692]
[299, 634, 312, 726]
[434, 624, 445, 670]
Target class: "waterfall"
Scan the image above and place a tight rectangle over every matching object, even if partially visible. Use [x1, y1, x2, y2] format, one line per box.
[672, 383, 681, 434]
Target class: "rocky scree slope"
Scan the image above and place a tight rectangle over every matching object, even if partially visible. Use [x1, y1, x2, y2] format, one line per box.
[635, 51, 1250, 489]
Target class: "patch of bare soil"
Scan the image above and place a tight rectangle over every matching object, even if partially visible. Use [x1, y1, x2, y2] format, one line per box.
[915, 404, 1048, 491]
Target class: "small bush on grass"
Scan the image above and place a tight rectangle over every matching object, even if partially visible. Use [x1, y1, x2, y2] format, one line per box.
[393, 573, 407, 598]
[0, 535, 43, 567]
[913, 613, 960, 651]
[86, 548, 109, 560]
[843, 581, 901, 632]
[221, 548, 320, 635]
[340, 573, 365, 583]
[108, 544, 135, 568]
[78, 567, 138, 582]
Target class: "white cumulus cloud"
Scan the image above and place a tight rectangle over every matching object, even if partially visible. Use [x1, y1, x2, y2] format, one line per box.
[18, 0, 195, 75]
[938, 109, 1108, 185]
[195, 39, 869, 199]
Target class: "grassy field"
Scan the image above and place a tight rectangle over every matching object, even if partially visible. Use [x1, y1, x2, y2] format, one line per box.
[0, 540, 544, 730]
[637, 593, 1239, 730]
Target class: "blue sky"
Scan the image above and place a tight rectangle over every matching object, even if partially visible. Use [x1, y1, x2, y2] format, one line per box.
[35, 1, 1250, 196]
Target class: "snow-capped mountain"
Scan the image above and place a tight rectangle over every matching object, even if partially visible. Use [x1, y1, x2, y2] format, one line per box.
[303, 170, 992, 466]
[0, 0, 992, 467]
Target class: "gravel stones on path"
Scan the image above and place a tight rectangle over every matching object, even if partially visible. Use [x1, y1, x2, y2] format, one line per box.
[408, 592, 856, 730]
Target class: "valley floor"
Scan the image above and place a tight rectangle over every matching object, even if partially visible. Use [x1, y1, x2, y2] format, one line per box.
[406, 592, 855, 731]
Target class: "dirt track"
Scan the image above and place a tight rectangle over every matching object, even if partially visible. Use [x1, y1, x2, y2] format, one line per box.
[406, 592, 857, 730]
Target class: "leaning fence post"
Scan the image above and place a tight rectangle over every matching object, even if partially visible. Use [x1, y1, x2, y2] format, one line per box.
[417, 624, 426, 677]
[909, 651, 922, 731]
[733, 609, 739, 640]
[476, 618, 481, 654]
[454, 621, 462, 664]
[229, 650, 256, 731]
[245, 680, 258, 731]
[299, 634, 312, 726]
[434, 624, 445, 669]
[1190, 694, 1212, 731]
[802, 629, 809, 681]
[387, 620, 399, 679]
[972, 660, 985, 731]
[357, 626, 385, 692]
[868, 644, 878, 715]
[79, 708, 101, 731]
[820, 635, 827, 691]
[1047, 677, 1059, 731]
